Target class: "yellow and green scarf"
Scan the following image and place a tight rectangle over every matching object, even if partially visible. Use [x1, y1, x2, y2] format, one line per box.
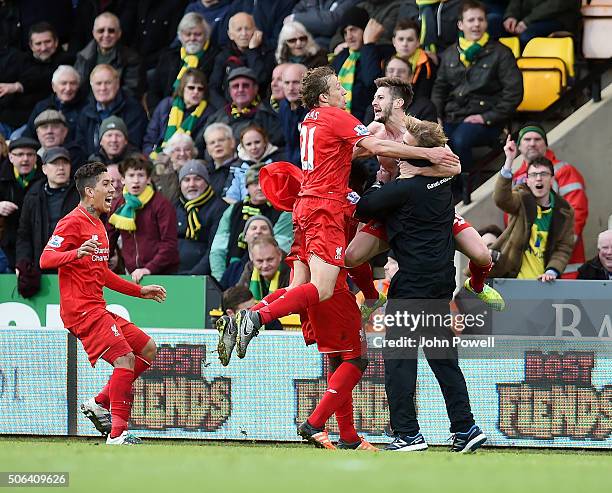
[230, 95, 261, 119]
[150, 97, 208, 159]
[249, 268, 280, 301]
[173, 41, 210, 91]
[180, 185, 215, 240]
[337, 50, 361, 113]
[458, 32, 489, 67]
[109, 185, 155, 232]
[13, 166, 37, 189]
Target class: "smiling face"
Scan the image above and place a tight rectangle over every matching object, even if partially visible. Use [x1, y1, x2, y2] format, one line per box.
[519, 131, 547, 162]
[526, 164, 554, 201]
[100, 129, 127, 158]
[242, 129, 267, 161]
[393, 28, 419, 59]
[93, 15, 121, 52]
[36, 122, 68, 148]
[180, 173, 208, 200]
[458, 8, 487, 42]
[598, 231, 612, 272]
[29, 31, 58, 61]
[122, 167, 150, 195]
[43, 158, 71, 188]
[169, 142, 196, 170]
[52, 71, 79, 103]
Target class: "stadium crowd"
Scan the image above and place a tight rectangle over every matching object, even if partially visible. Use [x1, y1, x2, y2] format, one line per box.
[0, 0, 608, 310]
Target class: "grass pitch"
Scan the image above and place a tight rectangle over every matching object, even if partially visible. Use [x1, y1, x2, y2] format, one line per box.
[1, 437, 611, 493]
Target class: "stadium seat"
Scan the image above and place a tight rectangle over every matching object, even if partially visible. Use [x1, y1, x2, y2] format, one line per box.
[499, 37, 520, 58]
[522, 37, 575, 78]
[516, 64, 564, 111]
[581, 0, 612, 59]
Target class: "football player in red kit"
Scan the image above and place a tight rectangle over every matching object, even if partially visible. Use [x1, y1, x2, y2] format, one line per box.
[228, 66, 459, 360]
[40, 162, 167, 446]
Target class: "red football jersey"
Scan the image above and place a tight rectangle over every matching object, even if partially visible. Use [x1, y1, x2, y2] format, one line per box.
[40, 206, 141, 329]
[299, 105, 370, 202]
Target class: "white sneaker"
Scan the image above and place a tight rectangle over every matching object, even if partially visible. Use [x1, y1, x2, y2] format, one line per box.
[106, 431, 142, 445]
[81, 397, 112, 436]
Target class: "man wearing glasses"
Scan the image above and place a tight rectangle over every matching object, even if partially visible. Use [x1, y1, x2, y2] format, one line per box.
[0, 138, 43, 270]
[489, 135, 575, 282]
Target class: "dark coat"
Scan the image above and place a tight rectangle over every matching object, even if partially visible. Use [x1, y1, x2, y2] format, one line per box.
[175, 192, 228, 275]
[577, 257, 612, 280]
[88, 143, 139, 166]
[147, 44, 218, 111]
[292, 0, 359, 48]
[143, 96, 213, 155]
[208, 42, 277, 109]
[504, 0, 580, 33]
[432, 40, 523, 126]
[279, 99, 307, 166]
[108, 191, 180, 275]
[202, 102, 284, 149]
[205, 156, 243, 199]
[76, 89, 148, 158]
[16, 179, 79, 270]
[331, 44, 384, 123]
[74, 39, 142, 98]
[0, 158, 44, 269]
[22, 92, 87, 142]
[490, 175, 575, 278]
[408, 97, 438, 123]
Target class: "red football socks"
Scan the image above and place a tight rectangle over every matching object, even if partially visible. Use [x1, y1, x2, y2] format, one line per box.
[468, 260, 492, 293]
[349, 263, 379, 301]
[133, 355, 151, 380]
[259, 283, 319, 325]
[95, 356, 151, 411]
[329, 371, 360, 443]
[308, 362, 363, 430]
[109, 367, 134, 438]
[251, 288, 288, 311]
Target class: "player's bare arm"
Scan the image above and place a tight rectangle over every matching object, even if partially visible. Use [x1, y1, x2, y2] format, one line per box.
[399, 159, 461, 179]
[352, 121, 386, 159]
[357, 136, 460, 166]
[140, 284, 167, 303]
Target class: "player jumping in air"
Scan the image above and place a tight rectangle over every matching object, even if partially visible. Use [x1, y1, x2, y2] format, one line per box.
[40, 162, 167, 445]
[348, 77, 505, 316]
[222, 65, 460, 359]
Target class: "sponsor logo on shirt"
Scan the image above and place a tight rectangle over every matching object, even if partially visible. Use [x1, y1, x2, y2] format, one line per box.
[47, 235, 64, 248]
[354, 124, 369, 136]
[426, 176, 453, 190]
[92, 246, 110, 263]
[346, 191, 361, 204]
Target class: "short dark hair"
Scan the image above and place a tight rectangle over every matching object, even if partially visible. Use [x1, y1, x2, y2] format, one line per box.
[29, 22, 58, 41]
[222, 285, 254, 313]
[175, 68, 208, 99]
[374, 76, 414, 111]
[75, 162, 107, 198]
[393, 18, 420, 38]
[460, 0, 487, 19]
[527, 156, 554, 175]
[301, 66, 336, 109]
[119, 154, 153, 177]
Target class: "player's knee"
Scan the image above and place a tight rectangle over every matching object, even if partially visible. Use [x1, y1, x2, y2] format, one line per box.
[347, 357, 368, 373]
[344, 244, 361, 267]
[141, 338, 157, 362]
[472, 244, 492, 267]
[113, 351, 135, 369]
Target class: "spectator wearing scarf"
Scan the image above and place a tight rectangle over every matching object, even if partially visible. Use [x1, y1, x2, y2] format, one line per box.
[175, 160, 228, 275]
[144, 68, 213, 158]
[238, 235, 290, 300]
[331, 7, 384, 122]
[107, 155, 179, 281]
[147, 12, 217, 111]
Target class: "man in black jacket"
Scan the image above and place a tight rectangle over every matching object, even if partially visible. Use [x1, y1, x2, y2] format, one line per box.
[16, 147, 79, 296]
[578, 230, 612, 280]
[432, 0, 523, 172]
[355, 124, 486, 453]
[0, 137, 44, 270]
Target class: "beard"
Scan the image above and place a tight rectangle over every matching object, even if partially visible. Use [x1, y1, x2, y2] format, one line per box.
[374, 105, 392, 124]
[184, 42, 203, 54]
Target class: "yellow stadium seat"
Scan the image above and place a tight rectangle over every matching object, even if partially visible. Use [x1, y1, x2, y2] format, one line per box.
[499, 37, 520, 58]
[518, 56, 567, 86]
[522, 37, 575, 78]
[581, 1, 612, 59]
[516, 65, 564, 112]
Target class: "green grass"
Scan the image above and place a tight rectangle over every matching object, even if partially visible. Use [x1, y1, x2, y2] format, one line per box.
[1, 437, 611, 493]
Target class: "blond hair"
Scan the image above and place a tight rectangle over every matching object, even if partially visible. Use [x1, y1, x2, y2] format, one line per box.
[404, 116, 448, 148]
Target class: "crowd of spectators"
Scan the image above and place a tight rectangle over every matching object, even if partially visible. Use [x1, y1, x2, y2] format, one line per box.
[0, 0, 606, 319]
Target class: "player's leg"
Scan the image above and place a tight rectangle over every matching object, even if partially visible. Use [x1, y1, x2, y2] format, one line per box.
[105, 351, 141, 445]
[454, 222, 505, 311]
[345, 229, 389, 268]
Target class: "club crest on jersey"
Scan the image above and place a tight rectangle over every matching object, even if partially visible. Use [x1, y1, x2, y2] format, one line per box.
[354, 124, 369, 136]
[47, 235, 64, 248]
[110, 324, 120, 337]
[334, 246, 343, 260]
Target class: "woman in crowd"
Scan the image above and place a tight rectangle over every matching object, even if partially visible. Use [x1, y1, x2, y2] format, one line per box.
[152, 133, 198, 203]
[275, 21, 328, 68]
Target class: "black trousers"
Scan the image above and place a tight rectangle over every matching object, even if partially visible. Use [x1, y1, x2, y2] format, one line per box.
[383, 298, 475, 435]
